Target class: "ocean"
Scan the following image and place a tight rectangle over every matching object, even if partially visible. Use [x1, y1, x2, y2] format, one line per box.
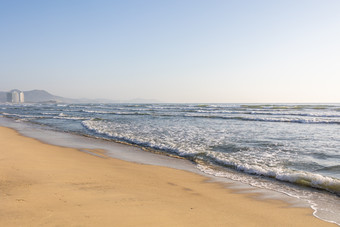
[1, 103, 339, 224]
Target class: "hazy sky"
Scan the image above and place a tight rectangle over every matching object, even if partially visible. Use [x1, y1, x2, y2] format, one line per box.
[1, 0, 339, 103]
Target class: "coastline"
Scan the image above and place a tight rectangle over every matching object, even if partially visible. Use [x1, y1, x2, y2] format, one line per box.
[0, 126, 335, 226]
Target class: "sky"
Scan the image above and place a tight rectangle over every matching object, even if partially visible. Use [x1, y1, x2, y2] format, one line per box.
[1, 0, 339, 103]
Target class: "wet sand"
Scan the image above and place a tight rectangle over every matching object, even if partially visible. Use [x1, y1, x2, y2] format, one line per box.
[0, 126, 335, 226]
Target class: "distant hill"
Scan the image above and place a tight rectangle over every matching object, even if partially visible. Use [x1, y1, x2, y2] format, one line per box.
[23, 90, 71, 103]
[126, 98, 161, 103]
[0, 89, 162, 103]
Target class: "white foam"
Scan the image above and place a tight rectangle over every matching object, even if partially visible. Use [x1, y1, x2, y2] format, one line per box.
[81, 119, 340, 194]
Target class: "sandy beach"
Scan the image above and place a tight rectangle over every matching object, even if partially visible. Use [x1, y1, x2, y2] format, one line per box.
[0, 126, 335, 226]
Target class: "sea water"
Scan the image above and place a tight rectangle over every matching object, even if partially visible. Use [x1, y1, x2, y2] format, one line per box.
[1, 103, 339, 224]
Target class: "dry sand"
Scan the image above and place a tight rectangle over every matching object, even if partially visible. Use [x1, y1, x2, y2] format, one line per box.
[0, 126, 335, 226]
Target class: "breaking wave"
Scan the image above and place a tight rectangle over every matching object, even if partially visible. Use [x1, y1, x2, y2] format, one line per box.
[81, 119, 340, 195]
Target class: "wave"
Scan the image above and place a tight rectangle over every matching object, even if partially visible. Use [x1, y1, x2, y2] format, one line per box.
[42, 112, 58, 115]
[315, 165, 340, 177]
[81, 109, 175, 117]
[247, 111, 340, 118]
[53, 115, 88, 120]
[185, 114, 340, 125]
[1, 112, 87, 121]
[81, 119, 340, 195]
[79, 109, 340, 125]
[81, 110, 110, 114]
[2, 109, 340, 125]
[240, 104, 335, 110]
[186, 109, 340, 118]
[81, 120, 194, 156]
[82, 109, 139, 115]
[234, 116, 340, 124]
[1, 112, 48, 119]
[81, 120, 175, 150]
[200, 152, 340, 195]
[317, 165, 340, 172]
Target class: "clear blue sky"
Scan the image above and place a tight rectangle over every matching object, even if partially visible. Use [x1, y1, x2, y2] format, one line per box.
[1, 0, 339, 102]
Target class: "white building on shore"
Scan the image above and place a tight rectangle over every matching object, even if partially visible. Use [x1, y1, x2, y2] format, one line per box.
[7, 90, 25, 103]
[19, 91, 24, 103]
[11, 91, 19, 103]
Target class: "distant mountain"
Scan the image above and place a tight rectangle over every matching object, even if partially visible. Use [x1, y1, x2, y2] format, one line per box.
[23, 90, 71, 103]
[125, 98, 161, 103]
[0, 89, 162, 103]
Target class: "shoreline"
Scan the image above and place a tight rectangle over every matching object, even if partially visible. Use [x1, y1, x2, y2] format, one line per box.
[0, 125, 335, 226]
